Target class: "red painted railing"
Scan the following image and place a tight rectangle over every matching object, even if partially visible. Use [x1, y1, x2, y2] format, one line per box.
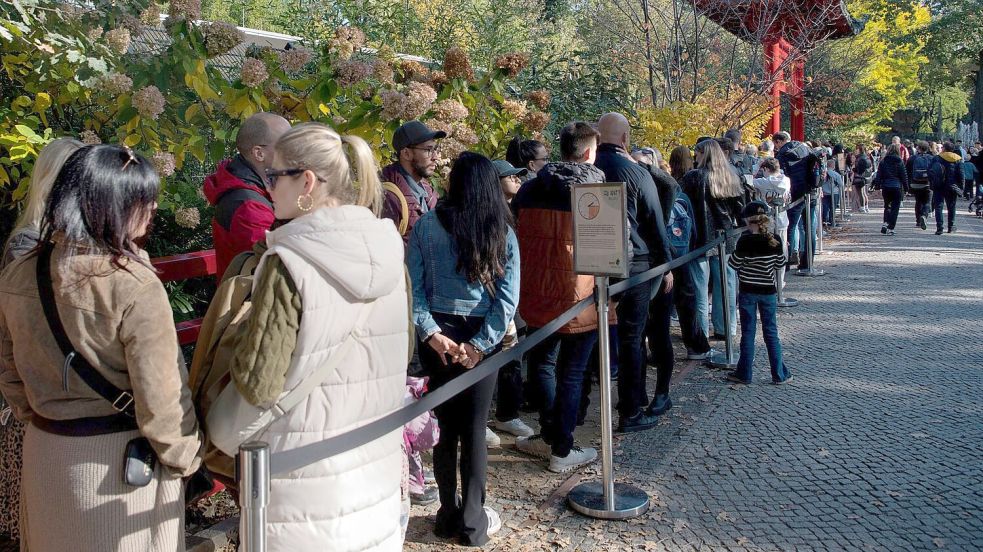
[151, 250, 218, 346]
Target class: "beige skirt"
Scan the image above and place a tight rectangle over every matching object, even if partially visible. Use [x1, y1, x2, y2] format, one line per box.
[20, 423, 185, 552]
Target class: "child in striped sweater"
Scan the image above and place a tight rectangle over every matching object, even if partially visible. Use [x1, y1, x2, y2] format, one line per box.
[725, 201, 793, 385]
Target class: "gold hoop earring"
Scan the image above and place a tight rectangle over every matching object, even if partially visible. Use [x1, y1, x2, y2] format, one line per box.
[297, 194, 314, 212]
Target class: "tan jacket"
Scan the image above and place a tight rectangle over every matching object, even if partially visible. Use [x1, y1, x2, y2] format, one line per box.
[0, 240, 203, 476]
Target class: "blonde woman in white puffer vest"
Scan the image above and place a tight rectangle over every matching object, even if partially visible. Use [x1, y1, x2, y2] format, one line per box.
[229, 122, 408, 551]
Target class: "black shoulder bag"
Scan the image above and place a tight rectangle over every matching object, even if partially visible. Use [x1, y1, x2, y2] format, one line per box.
[35, 243, 157, 487]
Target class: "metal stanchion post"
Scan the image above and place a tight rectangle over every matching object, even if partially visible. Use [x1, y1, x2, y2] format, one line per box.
[709, 232, 737, 369]
[239, 441, 270, 552]
[569, 276, 649, 520]
[816, 191, 825, 254]
[772, 206, 799, 308]
[796, 192, 826, 277]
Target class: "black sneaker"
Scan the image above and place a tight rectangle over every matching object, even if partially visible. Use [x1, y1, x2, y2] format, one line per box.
[935, 228, 944, 235]
[919, 217, 927, 230]
[880, 225, 888, 234]
[725, 372, 751, 384]
[645, 393, 672, 416]
[616, 410, 659, 433]
[948, 226, 956, 233]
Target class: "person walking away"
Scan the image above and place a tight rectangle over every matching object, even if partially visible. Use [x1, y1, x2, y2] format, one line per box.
[506, 137, 550, 182]
[204, 112, 291, 278]
[488, 159, 535, 442]
[0, 145, 203, 551]
[752, 158, 791, 293]
[228, 123, 408, 550]
[725, 201, 792, 385]
[681, 139, 745, 342]
[594, 113, 674, 433]
[0, 138, 82, 542]
[511, 122, 604, 472]
[381, 120, 446, 244]
[821, 158, 844, 227]
[929, 142, 964, 235]
[852, 145, 873, 213]
[906, 141, 934, 230]
[875, 143, 908, 235]
[408, 152, 518, 545]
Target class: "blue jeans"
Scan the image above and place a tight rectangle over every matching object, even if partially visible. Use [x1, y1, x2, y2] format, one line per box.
[786, 202, 804, 253]
[691, 257, 710, 337]
[530, 330, 598, 457]
[735, 293, 790, 383]
[709, 256, 737, 336]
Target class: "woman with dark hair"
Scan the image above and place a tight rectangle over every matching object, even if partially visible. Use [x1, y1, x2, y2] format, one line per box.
[669, 145, 694, 183]
[407, 151, 520, 546]
[506, 136, 549, 180]
[0, 145, 203, 551]
[874, 142, 909, 235]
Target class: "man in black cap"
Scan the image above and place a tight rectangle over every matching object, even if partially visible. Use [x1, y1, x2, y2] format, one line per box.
[381, 120, 447, 245]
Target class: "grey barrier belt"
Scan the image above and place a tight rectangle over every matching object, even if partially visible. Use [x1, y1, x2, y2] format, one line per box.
[268, 226, 767, 475]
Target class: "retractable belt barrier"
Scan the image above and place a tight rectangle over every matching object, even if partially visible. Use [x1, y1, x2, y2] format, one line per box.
[238, 195, 814, 550]
[268, 234, 727, 476]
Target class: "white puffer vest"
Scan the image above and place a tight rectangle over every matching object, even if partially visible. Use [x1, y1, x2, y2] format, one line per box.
[254, 206, 408, 552]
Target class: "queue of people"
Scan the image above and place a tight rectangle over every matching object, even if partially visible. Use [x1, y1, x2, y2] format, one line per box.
[0, 113, 818, 551]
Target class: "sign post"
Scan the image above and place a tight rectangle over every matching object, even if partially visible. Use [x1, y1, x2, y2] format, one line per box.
[567, 182, 649, 520]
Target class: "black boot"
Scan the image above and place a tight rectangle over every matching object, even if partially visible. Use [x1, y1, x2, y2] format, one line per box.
[646, 393, 673, 416]
[616, 410, 659, 433]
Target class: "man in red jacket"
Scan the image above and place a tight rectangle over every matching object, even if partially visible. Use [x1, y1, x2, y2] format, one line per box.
[203, 113, 290, 278]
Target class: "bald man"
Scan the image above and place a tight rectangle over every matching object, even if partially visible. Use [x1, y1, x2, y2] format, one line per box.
[594, 113, 675, 433]
[203, 112, 291, 277]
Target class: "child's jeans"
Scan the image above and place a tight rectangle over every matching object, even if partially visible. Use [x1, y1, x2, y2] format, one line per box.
[736, 292, 791, 382]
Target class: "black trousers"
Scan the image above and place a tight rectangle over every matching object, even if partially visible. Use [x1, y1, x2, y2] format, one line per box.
[670, 263, 710, 354]
[645, 281, 674, 396]
[911, 187, 931, 222]
[422, 312, 498, 546]
[614, 260, 657, 418]
[882, 188, 902, 230]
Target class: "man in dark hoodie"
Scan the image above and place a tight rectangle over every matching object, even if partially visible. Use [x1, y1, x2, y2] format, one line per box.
[511, 121, 604, 472]
[594, 113, 674, 433]
[929, 142, 964, 235]
[773, 131, 816, 269]
[203, 112, 291, 278]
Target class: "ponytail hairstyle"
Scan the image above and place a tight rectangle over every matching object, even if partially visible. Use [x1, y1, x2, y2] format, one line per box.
[748, 214, 780, 248]
[273, 122, 383, 215]
[435, 152, 513, 285]
[506, 136, 546, 170]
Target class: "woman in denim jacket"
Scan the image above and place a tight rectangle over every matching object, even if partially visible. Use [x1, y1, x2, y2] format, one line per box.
[407, 152, 519, 546]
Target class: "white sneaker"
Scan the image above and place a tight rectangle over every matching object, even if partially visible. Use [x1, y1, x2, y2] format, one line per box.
[548, 446, 598, 473]
[493, 418, 535, 437]
[484, 506, 502, 537]
[686, 348, 713, 360]
[515, 434, 552, 459]
[485, 427, 501, 448]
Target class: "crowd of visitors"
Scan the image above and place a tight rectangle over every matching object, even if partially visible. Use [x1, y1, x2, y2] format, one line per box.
[0, 108, 978, 551]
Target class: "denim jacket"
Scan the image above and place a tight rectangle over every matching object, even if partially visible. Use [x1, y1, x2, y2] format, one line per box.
[407, 210, 520, 354]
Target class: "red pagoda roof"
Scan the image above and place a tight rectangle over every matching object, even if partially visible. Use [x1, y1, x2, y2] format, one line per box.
[691, 0, 863, 44]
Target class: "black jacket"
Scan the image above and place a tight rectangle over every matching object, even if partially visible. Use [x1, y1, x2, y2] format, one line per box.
[776, 141, 813, 200]
[679, 168, 746, 254]
[640, 162, 680, 222]
[874, 154, 908, 191]
[593, 144, 673, 267]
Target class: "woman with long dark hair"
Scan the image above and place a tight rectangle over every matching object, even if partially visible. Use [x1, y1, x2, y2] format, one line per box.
[669, 145, 694, 183]
[407, 151, 519, 546]
[0, 145, 203, 551]
[506, 136, 549, 180]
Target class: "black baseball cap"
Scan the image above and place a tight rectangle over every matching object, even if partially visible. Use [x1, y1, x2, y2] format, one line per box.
[742, 200, 770, 219]
[492, 160, 528, 178]
[392, 120, 447, 153]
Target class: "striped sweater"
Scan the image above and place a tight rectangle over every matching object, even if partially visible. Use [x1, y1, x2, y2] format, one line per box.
[728, 232, 787, 294]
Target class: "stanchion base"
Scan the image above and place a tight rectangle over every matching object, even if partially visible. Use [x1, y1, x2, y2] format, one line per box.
[568, 482, 649, 520]
[795, 269, 826, 277]
[777, 297, 799, 308]
[709, 350, 738, 369]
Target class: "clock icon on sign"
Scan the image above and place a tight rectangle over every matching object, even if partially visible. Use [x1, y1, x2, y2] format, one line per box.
[578, 193, 600, 220]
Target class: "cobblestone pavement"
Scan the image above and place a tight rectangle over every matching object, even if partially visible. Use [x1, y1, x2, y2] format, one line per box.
[405, 198, 983, 551]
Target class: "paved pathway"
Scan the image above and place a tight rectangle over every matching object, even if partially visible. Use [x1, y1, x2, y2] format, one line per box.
[405, 198, 983, 551]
